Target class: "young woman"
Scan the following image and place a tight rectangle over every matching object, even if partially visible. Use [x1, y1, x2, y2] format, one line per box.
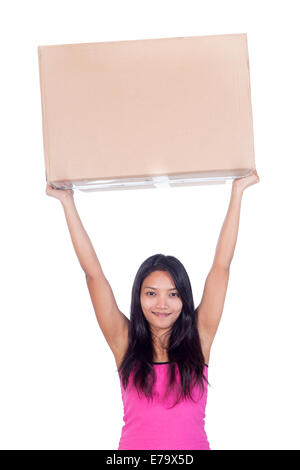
[46, 170, 259, 450]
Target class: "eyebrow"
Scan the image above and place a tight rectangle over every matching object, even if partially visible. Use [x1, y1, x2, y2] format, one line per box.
[144, 286, 178, 290]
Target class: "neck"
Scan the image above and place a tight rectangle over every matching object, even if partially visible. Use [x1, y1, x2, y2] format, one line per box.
[152, 333, 170, 362]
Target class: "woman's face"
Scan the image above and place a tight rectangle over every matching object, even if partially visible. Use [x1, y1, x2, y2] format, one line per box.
[140, 270, 183, 333]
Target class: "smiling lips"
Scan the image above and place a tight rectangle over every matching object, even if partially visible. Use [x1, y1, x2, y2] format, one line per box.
[152, 312, 171, 317]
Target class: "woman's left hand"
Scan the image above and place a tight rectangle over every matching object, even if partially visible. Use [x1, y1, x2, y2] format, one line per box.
[232, 169, 260, 193]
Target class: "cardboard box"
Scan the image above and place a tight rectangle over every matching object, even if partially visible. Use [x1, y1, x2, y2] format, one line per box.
[38, 33, 255, 191]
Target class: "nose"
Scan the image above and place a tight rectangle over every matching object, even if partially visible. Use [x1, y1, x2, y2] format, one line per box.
[155, 299, 169, 310]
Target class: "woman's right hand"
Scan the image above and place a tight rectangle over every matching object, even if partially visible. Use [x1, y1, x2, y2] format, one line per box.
[45, 183, 74, 202]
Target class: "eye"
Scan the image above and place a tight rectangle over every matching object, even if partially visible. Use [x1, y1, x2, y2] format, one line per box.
[146, 292, 179, 297]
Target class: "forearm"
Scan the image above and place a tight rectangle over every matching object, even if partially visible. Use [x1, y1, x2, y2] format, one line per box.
[61, 195, 103, 278]
[213, 185, 243, 269]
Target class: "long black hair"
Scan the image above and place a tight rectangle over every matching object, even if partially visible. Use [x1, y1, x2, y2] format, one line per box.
[118, 254, 208, 408]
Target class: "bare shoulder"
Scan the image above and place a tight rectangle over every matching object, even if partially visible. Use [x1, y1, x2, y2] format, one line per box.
[113, 324, 129, 370]
[196, 264, 230, 365]
[85, 274, 130, 367]
[198, 330, 212, 366]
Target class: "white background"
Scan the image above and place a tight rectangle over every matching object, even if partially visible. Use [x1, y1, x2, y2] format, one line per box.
[1, 0, 299, 450]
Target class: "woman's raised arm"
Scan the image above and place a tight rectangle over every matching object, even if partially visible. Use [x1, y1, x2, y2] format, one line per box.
[45, 184, 129, 363]
[196, 169, 260, 358]
[46, 184, 103, 277]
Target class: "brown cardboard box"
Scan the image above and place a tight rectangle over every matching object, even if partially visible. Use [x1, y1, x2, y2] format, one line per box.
[38, 33, 255, 191]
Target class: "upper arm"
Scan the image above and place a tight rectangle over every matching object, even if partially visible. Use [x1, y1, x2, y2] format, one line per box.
[196, 265, 230, 353]
[85, 274, 129, 358]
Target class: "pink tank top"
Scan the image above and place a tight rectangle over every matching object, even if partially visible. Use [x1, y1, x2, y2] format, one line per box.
[118, 362, 210, 450]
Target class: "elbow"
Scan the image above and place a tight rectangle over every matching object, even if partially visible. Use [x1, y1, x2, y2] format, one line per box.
[211, 262, 231, 273]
